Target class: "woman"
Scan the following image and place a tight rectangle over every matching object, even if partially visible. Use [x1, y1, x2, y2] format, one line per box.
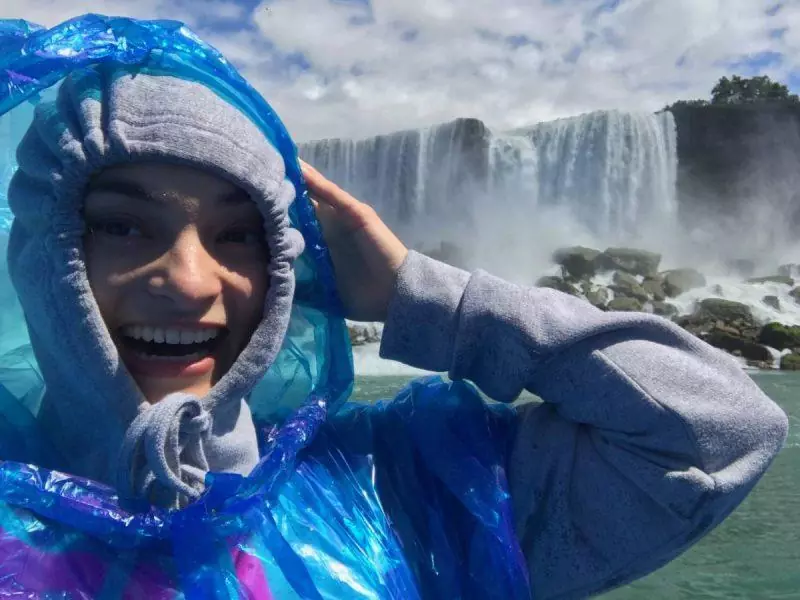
[0, 15, 788, 599]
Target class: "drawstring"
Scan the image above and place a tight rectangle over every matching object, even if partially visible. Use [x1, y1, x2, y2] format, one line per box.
[117, 393, 212, 507]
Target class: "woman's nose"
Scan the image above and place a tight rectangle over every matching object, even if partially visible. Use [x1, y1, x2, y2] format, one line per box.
[147, 231, 223, 309]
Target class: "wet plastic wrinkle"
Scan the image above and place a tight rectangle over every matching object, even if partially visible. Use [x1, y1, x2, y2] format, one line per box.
[0, 15, 529, 600]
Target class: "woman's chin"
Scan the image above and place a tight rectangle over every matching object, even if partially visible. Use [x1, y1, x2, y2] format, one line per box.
[135, 376, 214, 404]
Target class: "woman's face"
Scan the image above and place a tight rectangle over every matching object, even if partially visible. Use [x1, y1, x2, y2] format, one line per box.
[83, 162, 269, 403]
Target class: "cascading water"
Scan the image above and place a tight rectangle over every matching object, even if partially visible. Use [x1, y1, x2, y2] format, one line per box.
[518, 110, 679, 241]
[301, 119, 491, 264]
[300, 110, 680, 282]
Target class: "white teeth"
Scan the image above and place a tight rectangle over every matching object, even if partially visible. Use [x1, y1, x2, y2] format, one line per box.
[122, 326, 222, 345]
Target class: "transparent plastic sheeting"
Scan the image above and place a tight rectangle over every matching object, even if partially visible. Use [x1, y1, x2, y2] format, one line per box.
[0, 15, 531, 599]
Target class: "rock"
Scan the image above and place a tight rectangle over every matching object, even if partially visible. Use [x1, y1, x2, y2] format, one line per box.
[747, 275, 795, 286]
[676, 298, 759, 340]
[613, 271, 639, 287]
[780, 353, 800, 371]
[553, 246, 601, 280]
[652, 301, 679, 318]
[585, 287, 610, 309]
[705, 331, 772, 362]
[762, 295, 781, 311]
[747, 360, 775, 370]
[597, 248, 662, 277]
[347, 323, 382, 346]
[610, 272, 650, 302]
[712, 322, 744, 337]
[698, 298, 757, 328]
[642, 278, 666, 301]
[778, 264, 799, 278]
[758, 323, 800, 350]
[662, 268, 707, 297]
[725, 259, 756, 278]
[792, 287, 800, 304]
[536, 276, 578, 296]
[607, 297, 644, 312]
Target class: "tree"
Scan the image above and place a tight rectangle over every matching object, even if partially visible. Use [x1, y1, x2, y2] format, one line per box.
[710, 75, 799, 105]
[663, 75, 800, 112]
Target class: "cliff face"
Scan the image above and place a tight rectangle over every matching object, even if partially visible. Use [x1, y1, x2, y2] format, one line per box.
[670, 103, 800, 233]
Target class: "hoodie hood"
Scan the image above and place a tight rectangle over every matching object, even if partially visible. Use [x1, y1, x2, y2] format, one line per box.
[0, 20, 352, 508]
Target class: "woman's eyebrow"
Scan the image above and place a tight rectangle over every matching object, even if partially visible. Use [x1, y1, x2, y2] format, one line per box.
[86, 179, 158, 203]
[219, 188, 252, 206]
[86, 179, 251, 206]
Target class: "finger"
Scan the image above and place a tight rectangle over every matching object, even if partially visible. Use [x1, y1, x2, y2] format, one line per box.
[310, 194, 340, 228]
[300, 161, 362, 212]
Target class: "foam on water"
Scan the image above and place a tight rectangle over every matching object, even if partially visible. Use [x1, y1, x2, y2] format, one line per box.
[671, 278, 800, 326]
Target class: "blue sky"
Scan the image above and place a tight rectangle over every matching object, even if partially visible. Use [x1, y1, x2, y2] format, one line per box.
[6, 0, 800, 140]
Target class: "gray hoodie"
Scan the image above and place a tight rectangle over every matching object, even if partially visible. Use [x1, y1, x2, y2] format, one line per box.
[381, 251, 789, 598]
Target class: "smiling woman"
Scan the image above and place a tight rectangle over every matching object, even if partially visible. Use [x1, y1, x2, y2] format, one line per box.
[0, 14, 790, 600]
[83, 162, 270, 403]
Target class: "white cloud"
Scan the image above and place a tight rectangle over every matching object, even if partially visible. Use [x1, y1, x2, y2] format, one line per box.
[5, 0, 800, 141]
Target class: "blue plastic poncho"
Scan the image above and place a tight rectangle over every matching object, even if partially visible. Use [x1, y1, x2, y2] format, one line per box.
[0, 15, 528, 599]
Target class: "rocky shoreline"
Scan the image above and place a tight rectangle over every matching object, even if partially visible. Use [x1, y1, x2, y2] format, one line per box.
[539, 246, 800, 371]
[348, 246, 800, 372]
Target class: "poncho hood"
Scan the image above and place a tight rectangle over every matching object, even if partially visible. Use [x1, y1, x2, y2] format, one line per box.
[0, 17, 353, 508]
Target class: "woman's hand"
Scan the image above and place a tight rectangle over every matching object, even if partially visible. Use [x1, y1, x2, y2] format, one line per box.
[300, 160, 408, 322]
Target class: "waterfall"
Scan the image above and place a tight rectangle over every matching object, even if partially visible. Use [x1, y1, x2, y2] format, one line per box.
[300, 111, 678, 282]
[517, 110, 678, 239]
[300, 119, 488, 252]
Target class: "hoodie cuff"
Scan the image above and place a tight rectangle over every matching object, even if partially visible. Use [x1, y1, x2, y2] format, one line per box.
[379, 251, 471, 373]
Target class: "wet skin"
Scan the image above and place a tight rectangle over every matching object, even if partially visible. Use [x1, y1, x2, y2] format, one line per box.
[83, 162, 269, 403]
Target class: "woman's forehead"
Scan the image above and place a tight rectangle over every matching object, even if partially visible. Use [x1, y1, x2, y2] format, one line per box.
[87, 162, 253, 210]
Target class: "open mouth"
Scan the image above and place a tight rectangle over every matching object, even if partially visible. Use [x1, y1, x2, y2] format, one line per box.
[119, 325, 227, 360]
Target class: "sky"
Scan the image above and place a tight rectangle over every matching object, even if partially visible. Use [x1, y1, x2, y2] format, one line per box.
[3, 0, 799, 141]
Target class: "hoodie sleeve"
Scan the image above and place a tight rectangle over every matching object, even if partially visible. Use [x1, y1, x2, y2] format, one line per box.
[379, 251, 789, 600]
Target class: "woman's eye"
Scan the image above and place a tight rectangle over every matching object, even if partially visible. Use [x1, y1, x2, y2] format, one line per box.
[90, 220, 143, 238]
[219, 230, 263, 245]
